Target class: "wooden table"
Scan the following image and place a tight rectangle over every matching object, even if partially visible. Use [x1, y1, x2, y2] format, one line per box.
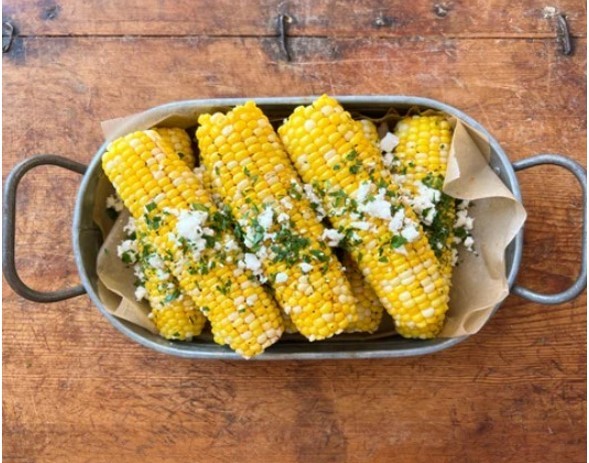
[3, 1, 586, 461]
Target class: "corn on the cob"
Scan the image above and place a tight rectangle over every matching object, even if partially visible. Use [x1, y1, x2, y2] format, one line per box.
[196, 102, 357, 341]
[193, 164, 301, 335]
[341, 252, 383, 333]
[389, 115, 456, 280]
[102, 130, 284, 358]
[118, 216, 207, 340]
[278, 95, 449, 339]
[154, 127, 195, 168]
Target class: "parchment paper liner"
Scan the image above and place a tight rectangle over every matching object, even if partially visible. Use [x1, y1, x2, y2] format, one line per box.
[94, 104, 526, 341]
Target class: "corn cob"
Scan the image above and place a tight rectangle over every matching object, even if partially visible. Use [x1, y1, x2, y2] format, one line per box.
[196, 102, 357, 341]
[278, 95, 449, 339]
[356, 116, 457, 282]
[102, 130, 284, 358]
[154, 127, 196, 168]
[193, 163, 300, 335]
[341, 253, 383, 333]
[118, 216, 207, 340]
[357, 119, 381, 147]
[391, 115, 456, 279]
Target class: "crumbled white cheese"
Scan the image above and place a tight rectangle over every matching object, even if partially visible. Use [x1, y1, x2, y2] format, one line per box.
[358, 188, 392, 220]
[116, 239, 138, 262]
[350, 221, 370, 231]
[123, 217, 136, 235]
[302, 183, 326, 220]
[277, 212, 290, 224]
[454, 209, 474, 230]
[275, 272, 288, 283]
[155, 269, 170, 281]
[299, 263, 313, 273]
[134, 286, 147, 302]
[464, 236, 475, 251]
[382, 152, 396, 169]
[380, 132, 399, 153]
[409, 182, 442, 226]
[244, 253, 262, 272]
[224, 238, 240, 252]
[106, 194, 124, 212]
[321, 229, 345, 247]
[258, 206, 274, 231]
[388, 208, 405, 232]
[147, 254, 165, 270]
[176, 210, 208, 242]
[401, 224, 420, 243]
[355, 181, 372, 203]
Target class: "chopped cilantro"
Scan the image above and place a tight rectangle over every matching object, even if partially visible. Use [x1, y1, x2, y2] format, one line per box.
[121, 251, 135, 264]
[145, 202, 157, 212]
[191, 203, 209, 213]
[349, 163, 361, 174]
[163, 288, 181, 304]
[287, 182, 302, 200]
[216, 278, 232, 296]
[345, 150, 358, 161]
[310, 249, 329, 262]
[390, 235, 408, 249]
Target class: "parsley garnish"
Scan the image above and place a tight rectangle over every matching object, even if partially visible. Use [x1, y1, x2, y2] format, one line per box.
[164, 288, 181, 304]
[216, 279, 232, 295]
[390, 235, 408, 249]
[345, 150, 358, 161]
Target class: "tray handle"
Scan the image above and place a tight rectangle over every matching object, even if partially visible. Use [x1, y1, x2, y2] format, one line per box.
[3, 155, 88, 302]
[512, 154, 586, 304]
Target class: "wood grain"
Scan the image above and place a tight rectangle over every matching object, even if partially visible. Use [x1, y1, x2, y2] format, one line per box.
[3, 3, 586, 462]
[2, 0, 587, 37]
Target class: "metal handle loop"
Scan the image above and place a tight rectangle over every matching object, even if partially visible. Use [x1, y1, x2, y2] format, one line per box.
[2, 155, 87, 302]
[512, 154, 587, 304]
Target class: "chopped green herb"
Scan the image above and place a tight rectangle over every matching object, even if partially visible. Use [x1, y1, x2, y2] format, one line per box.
[121, 251, 136, 264]
[287, 182, 302, 200]
[145, 202, 157, 213]
[349, 163, 361, 174]
[145, 214, 162, 230]
[216, 278, 232, 296]
[345, 150, 358, 161]
[191, 203, 209, 213]
[310, 249, 329, 262]
[390, 235, 408, 249]
[163, 288, 181, 304]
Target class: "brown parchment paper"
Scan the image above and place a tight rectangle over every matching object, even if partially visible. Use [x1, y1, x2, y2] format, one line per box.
[94, 105, 526, 339]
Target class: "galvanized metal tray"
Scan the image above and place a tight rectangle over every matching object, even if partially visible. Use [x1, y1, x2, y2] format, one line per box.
[3, 96, 586, 359]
